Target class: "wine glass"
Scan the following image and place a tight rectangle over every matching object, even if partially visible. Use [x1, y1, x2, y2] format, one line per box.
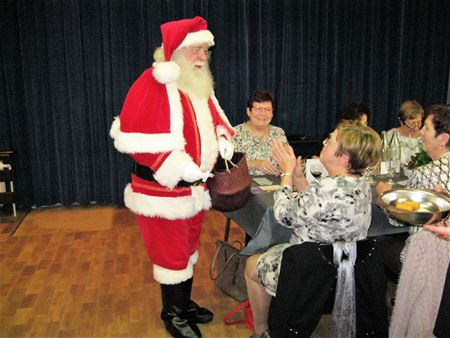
[386, 160, 397, 184]
[310, 163, 323, 180]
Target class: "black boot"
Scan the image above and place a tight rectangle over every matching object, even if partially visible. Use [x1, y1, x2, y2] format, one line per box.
[160, 283, 202, 338]
[183, 278, 214, 324]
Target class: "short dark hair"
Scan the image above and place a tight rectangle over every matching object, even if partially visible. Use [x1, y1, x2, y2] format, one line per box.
[426, 104, 450, 148]
[341, 101, 370, 121]
[247, 90, 276, 114]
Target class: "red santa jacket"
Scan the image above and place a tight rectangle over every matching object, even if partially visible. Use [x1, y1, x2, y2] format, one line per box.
[110, 67, 234, 220]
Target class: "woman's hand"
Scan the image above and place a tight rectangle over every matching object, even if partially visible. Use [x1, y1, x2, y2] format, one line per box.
[248, 159, 279, 175]
[271, 139, 296, 174]
[376, 181, 392, 195]
[424, 219, 450, 240]
[293, 156, 304, 180]
[434, 184, 444, 193]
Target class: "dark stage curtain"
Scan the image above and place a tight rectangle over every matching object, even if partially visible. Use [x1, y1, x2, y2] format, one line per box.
[1, 0, 449, 207]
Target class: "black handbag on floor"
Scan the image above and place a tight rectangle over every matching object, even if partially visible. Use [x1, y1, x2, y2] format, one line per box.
[209, 240, 248, 302]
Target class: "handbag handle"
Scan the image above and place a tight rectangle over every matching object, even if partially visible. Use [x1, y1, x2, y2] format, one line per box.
[209, 240, 243, 280]
[224, 158, 238, 172]
[223, 299, 250, 326]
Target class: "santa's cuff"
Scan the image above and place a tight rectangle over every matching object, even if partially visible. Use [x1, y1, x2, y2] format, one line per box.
[152, 251, 199, 284]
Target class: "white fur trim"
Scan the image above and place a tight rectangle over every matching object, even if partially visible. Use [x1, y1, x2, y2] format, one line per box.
[124, 184, 211, 219]
[189, 96, 219, 171]
[176, 30, 215, 51]
[152, 61, 180, 84]
[153, 263, 193, 284]
[189, 251, 199, 266]
[153, 150, 193, 188]
[211, 93, 234, 133]
[110, 81, 185, 154]
[110, 116, 121, 138]
[110, 117, 185, 154]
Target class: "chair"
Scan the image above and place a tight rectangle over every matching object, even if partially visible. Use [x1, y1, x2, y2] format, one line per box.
[0, 152, 16, 217]
[269, 239, 388, 337]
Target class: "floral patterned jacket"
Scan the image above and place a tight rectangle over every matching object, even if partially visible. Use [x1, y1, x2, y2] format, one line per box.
[232, 123, 288, 175]
[274, 176, 372, 244]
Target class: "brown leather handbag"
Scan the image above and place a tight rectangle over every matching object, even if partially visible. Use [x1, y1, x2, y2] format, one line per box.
[207, 152, 252, 212]
[209, 240, 248, 302]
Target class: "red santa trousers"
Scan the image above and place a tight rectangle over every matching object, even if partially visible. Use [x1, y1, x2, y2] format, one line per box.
[136, 211, 204, 271]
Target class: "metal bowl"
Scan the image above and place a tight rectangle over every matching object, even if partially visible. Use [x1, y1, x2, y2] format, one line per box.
[377, 189, 450, 226]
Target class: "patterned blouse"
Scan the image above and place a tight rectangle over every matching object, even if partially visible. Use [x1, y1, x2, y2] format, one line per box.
[406, 156, 450, 233]
[274, 176, 372, 244]
[407, 156, 450, 192]
[387, 156, 450, 232]
[232, 123, 288, 175]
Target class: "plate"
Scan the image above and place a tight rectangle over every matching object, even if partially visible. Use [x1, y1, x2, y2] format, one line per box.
[377, 189, 450, 225]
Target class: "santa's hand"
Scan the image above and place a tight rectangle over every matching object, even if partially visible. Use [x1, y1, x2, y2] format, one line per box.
[218, 138, 234, 160]
[182, 162, 212, 183]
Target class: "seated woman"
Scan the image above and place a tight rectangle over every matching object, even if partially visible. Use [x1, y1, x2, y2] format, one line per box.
[339, 101, 370, 126]
[244, 121, 381, 338]
[377, 104, 450, 242]
[232, 90, 288, 176]
[385, 100, 424, 166]
[385, 104, 450, 337]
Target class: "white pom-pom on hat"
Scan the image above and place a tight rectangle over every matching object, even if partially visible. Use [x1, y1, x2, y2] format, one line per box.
[153, 61, 180, 84]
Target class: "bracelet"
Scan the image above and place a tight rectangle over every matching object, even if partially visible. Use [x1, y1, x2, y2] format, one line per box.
[280, 172, 292, 177]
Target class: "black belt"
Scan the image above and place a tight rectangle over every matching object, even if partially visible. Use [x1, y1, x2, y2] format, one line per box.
[132, 162, 202, 187]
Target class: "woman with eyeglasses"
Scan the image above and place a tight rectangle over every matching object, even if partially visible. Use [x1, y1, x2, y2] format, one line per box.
[232, 90, 288, 175]
[244, 121, 381, 338]
[385, 100, 424, 166]
[377, 104, 450, 337]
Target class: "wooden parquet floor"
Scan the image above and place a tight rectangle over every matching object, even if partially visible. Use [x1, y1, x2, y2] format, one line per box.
[0, 207, 252, 337]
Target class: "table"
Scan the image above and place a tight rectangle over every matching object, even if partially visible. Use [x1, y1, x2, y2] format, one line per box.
[223, 176, 409, 240]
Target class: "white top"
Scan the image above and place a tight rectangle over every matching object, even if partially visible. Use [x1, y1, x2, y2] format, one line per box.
[385, 128, 422, 165]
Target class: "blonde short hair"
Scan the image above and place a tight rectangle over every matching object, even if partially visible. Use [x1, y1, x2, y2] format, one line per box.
[335, 121, 381, 175]
[398, 100, 424, 122]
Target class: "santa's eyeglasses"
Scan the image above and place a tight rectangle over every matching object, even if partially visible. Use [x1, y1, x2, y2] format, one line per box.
[189, 46, 211, 57]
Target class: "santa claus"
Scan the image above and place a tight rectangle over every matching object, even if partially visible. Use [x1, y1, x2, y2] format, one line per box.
[110, 16, 234, 338]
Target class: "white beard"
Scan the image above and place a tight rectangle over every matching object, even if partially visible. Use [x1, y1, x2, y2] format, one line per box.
[172, 51, 214, 99]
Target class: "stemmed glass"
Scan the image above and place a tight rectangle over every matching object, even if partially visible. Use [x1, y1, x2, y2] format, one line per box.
[310, 163, 323, 180]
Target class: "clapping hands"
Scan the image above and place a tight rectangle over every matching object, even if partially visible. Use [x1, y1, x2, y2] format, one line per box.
[271, 139, 298, 175]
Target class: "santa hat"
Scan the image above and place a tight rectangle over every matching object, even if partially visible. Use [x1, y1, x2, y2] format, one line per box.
[153, 16, 215, 84]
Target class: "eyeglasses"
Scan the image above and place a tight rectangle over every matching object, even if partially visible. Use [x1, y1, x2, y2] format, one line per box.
[404, 119, 422, 130]
[251, 106, 273, 113]
[189, 46, 211, 57]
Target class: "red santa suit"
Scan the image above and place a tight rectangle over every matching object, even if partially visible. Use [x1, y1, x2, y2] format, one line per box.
[110, 20, 234, 284]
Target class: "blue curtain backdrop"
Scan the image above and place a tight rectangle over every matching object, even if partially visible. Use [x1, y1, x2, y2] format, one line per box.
[1, 0, 449, 207]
